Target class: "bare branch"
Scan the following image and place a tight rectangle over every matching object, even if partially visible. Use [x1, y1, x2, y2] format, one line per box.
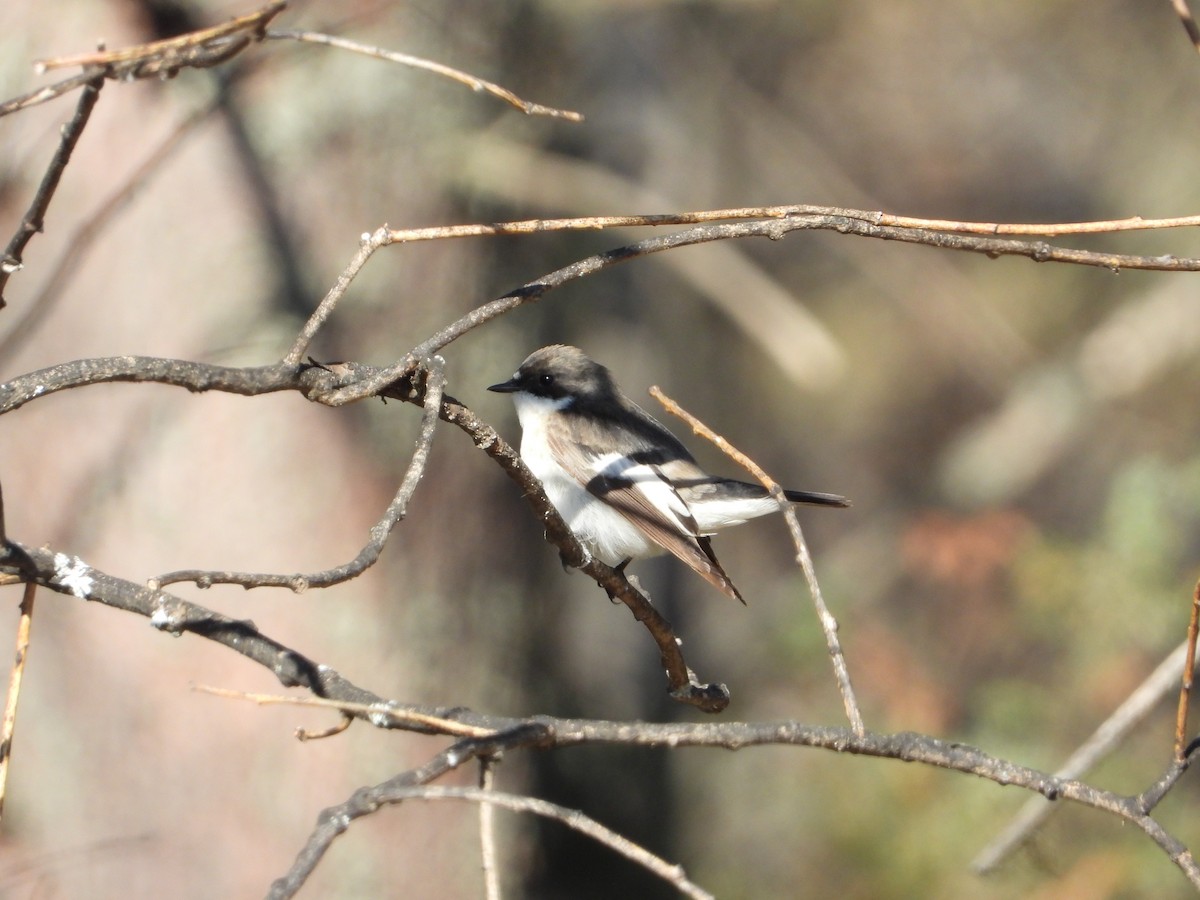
[268, 713, 1200, 895]
[383, 206, 1200, 243]
[0, 69, 107, 118]
[3, 544, 363, 698]
[649, 386, 864, 735]
[1138, 753, 1196, 815]
[321, 217, 1200, 408]
[0, 5, 276, 118]
[4, 537, 1199, 887]
[267, 727, 552, 899]
[290, 209, 1200, 404]
[478, 759, 502, 900]
[973, 638, 1200, 874]
[7, 198, 1200, 710]
[377, 786, 714, 900]
[283, 226, 389, 365]
[1172, 0, 1200, 53]
[13, 191, 1194, 406]
[266, 29, 583, 122]
[1177, 579, 1200, 760]
[3, 2, 584, 130]
[556, 723, 1200, 888]
[0, 75, 104, 307]
[0, 103, 209, 357]
[13, 197, 1156, 406]
[192, 683, 497, 738]
[0, 581, 36, 820]
[33, 1, 285, 81]
[153, 357, 446, 590]
[0, 358, 303, 413]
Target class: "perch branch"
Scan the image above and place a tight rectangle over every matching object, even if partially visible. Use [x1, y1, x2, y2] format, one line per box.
[412, 379, 732, 713]
[0, 358, 729, 711]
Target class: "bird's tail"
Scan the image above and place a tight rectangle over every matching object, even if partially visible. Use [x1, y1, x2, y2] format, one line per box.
[782, 488, 850, 508]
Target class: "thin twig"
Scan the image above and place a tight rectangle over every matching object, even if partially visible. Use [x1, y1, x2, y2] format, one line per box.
[328, 218, 1200, 408]
[266, 28, 583, 122]
[268, 727, 552, 899]
[296, 714, 352, 742]
[152, 357, 446, 590]
[267, 724, 1200, 897]
[2, 7, 580, 123]
[289, 209, 1200, 403]
[382, 786, 715, 900]
[384, 206, 1200, 243]
[479, 758, 502, 900]
[313, 212, 1200, 411]
[291, 209, 1200, 391]
[0, 103, 209, 357]
[0, 75, 104, 308]
[973, 638, 1198, 873]
[1177, 579, 1200, 761]
[34, 1, 285, 82]
[1172, 0, 1200, 53]
[283, 226, 389, 365]
[649, 386, 864, 736]
[0, 581, 36, 820]
[0, 69, 106, 119]
[192, 683, 497, 737]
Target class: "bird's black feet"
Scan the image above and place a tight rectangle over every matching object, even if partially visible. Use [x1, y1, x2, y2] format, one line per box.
[604, 558, 640, 604]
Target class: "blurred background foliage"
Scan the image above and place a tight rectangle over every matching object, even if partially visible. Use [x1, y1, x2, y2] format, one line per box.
[3, 0, 1200, 897]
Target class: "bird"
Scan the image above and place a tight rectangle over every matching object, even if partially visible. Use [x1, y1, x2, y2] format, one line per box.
[487, 344, 848, 603]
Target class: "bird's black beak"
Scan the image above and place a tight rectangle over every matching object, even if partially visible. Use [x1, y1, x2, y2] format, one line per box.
[487, 378, 521, 393]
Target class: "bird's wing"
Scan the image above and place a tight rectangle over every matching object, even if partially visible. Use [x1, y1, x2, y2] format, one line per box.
[547, 429, 745, 603]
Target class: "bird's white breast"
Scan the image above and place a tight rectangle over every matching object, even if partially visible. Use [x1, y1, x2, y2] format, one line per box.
[511, 393, 660, 563]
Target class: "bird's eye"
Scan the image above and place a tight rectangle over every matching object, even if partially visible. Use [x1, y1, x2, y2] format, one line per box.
[539, 374, 554, 386]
